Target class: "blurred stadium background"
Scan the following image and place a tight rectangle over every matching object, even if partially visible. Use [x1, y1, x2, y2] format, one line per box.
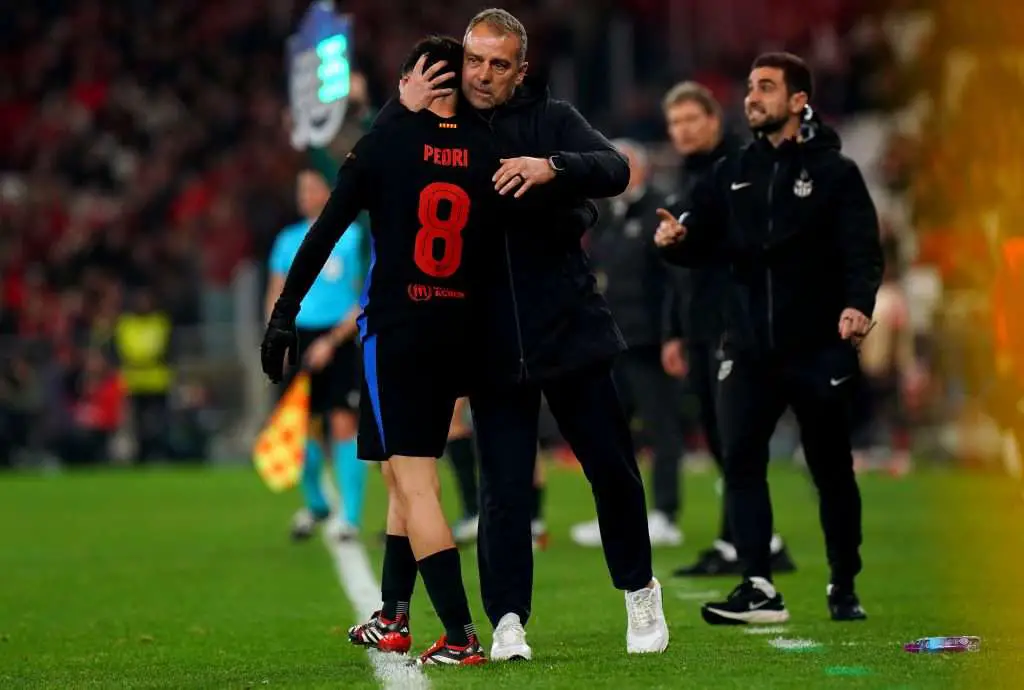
[2, 0, 1024, 687]
[1, 0, 1019, 474]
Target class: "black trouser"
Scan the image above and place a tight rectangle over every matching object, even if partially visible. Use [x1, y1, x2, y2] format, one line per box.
[687, 339, 730, 541]
[718, 344, 862, 586]
[614, 345, 686, 519]
[132, 393, 169, 462]
[472, 361, 653, 626]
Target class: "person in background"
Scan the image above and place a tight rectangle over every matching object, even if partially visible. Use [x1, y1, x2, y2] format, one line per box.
[113, 288, 172, 463]
[571, 139, 685, 549]
[266, 169, 367, 541]
[58, 349, 125, 465]
[659, 81, 797, 577]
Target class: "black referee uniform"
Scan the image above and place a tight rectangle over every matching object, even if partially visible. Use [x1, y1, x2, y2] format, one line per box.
[660, 114, 882, 622]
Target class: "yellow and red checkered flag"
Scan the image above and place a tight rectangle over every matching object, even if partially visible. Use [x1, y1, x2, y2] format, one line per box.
[253, 372, 310, 492]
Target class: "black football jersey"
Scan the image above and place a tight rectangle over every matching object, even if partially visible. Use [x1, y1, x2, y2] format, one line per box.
[275, 101, 499, 340]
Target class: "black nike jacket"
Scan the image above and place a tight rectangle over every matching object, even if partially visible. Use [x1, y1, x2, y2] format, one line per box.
[660, 117, 883, 355]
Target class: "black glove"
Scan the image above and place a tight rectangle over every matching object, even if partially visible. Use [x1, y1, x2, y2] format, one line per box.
[261, 300, 299, 383]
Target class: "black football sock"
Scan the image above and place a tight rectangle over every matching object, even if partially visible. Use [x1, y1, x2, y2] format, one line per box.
[446, 437, 479, 518]
[381, 535, 417, 620]
[417, 548, 475, 646]
[530, 484, 544, 522]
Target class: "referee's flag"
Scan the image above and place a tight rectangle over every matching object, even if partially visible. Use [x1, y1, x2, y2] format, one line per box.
[253, 372, 310, 492]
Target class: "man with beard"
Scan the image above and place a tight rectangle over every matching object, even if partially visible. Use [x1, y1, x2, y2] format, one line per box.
[658, 81, 797, 577]
[655, 53, 882, 624]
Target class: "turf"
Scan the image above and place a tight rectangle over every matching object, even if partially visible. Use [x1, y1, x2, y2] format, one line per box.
[2, 461, 1022, 689]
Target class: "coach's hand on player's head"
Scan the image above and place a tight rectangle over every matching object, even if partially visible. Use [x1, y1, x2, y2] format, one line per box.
[261, 306, 299, 384]
[398, 54, 456, 113]
[838, 307, 873, 343]
[654, 208, 687, 247]
[494, 157, 556, 198]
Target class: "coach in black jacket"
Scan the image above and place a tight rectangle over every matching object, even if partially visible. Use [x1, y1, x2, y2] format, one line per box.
[401, 10, 667, 658]
[656, 53, 882, 625]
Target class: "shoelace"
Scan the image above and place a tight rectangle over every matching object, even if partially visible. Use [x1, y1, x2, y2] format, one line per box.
[628, 588, 658, 629]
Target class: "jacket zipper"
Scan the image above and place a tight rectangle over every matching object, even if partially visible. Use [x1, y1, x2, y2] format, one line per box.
[503, 230, 528, 382]
[480, 110, 528, 382]
[766, 161, 778, 350]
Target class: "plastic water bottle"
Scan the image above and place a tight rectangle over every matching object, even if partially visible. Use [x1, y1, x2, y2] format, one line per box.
[903, 636, 981, 653]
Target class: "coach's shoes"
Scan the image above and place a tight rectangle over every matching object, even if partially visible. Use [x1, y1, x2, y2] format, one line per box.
[348, 611, 412, 653]
[491, 613, 532, 661]
[417, 634, 487, 666]
[625, 578, 670, 653]
[827, 584, 867, 621]
[701, 577, 790, 625]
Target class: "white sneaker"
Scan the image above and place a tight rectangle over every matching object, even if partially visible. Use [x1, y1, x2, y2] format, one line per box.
[490, 613, 532, 661]
[453, 515, 479, 544]
[647, 511, 683, 547]
[290, 508, 325, 541]
[569, 518, 602, 547]
[625, 578, 669, 654]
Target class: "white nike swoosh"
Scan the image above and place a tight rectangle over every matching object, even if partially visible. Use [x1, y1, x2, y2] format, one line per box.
[748, 600, 770, 610]
[830, 376, 852, 387]
[731, 182, 751, 190]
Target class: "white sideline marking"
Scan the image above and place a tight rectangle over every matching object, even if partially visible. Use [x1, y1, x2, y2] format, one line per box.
[324, 534, 430, 689]
[768, 636, 821, 651]
[743, 626, 789, 635]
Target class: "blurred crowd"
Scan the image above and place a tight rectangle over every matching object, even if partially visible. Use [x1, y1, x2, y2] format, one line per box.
[3, 0, 1012, 469]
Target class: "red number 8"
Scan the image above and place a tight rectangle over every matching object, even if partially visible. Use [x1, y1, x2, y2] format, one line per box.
[414, 182, 470, 278]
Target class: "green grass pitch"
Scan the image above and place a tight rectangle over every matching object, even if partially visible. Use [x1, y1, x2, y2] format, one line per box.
[2, 461, 1022, 689]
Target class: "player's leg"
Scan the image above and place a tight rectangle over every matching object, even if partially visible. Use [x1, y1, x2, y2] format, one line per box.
[543, 361, 668, 654]
[471, 383, 540, 660]
[788, 347, 866, 622]
[363, 332, 485, 666]
[447, 397, 480, 544]
[286, 332, 332, 540]
[325, 340, 365, 536]
[701, 354, 789, 625]
[348, 457, 415, 653]
[529, 452, 547, 550]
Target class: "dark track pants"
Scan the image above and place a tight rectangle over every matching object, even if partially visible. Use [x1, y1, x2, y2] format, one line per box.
[472, 361, 653, 626]
[717, 344, 863, 586]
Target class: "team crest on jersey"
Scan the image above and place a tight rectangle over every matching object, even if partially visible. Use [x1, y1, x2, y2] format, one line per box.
[322, 256, 343, 280]
[793, 170, 813, 198]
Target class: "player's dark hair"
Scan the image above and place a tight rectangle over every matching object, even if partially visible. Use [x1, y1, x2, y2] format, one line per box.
[401, 35, 463, 91]
[751, 52, 814, 100]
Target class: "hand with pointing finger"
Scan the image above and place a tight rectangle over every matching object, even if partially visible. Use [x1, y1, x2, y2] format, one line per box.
[654, 208, 687, 248]
[398, 54, 457, 112]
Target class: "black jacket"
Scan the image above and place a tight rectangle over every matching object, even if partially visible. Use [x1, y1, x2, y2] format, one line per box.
[660, 118, 883, 355]
[663, 134, 741, 345]
[471, 77, 630, 385]
[588, 188, 671, 349]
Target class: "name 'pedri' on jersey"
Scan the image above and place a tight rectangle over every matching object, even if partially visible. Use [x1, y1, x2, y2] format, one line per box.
[273, 102, 499, 339]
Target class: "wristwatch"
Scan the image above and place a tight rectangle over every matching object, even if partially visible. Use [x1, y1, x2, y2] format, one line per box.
[548, 154, 566, 174]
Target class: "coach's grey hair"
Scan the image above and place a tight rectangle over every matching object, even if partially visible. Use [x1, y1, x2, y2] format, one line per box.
[611, 138, 649, 170]
[464, 8, 528, 64]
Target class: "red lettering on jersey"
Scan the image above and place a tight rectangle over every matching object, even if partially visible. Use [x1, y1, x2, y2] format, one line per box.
[407, 283, 433, 302]
[424, 147, 470, 168]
